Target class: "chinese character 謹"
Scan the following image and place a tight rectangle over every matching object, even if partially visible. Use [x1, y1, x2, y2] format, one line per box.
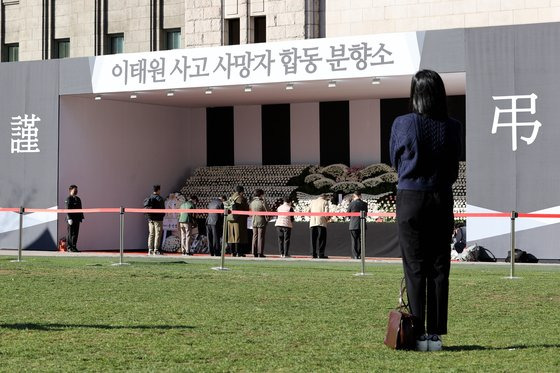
[11, 114, 41, 154]
[491, 93, 542, 151]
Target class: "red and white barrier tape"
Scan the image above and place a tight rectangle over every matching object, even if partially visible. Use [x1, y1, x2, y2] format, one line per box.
[2, 207, 559, 219]
[25, 208, 121, 214]
[0, 208, 20, 212]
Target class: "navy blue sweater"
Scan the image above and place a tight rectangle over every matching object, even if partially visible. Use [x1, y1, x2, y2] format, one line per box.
[390, 113, 461, 192]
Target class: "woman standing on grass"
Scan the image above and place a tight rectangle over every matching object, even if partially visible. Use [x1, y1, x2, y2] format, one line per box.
[226, 185, 250, 257]
[389, 70, 461, 352]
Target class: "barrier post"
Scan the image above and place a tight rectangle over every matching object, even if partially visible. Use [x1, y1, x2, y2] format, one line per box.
[112, 207, 129, 266]
[506, 211, 519, 279]
[355, 210, 369, 276]
[212, 208, 229, 271]
[11, 207, 24, 263]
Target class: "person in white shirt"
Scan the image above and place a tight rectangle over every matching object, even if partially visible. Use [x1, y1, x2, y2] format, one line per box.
[308, 194, 330, 259]
[275, 197, 294, 258]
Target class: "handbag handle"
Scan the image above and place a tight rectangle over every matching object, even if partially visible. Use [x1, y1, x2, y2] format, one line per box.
[398, 277, 410, 311]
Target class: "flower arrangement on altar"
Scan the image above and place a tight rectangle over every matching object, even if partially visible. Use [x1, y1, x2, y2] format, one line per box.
[297, 162, 397, 197]
[293, 191, 397, 223]
[175, 161, 466, 225]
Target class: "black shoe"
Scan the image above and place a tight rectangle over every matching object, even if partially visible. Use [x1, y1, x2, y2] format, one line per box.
[259, 254, 266, 258]
[239, 254, 246, 257]
[319, 255, 328, 259]
[312, 255, 318, 259]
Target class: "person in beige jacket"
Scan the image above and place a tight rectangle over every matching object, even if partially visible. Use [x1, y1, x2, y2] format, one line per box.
[308, 193, 330, 258]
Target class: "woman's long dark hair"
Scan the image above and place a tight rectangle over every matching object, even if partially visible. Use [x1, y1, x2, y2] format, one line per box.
[410, 69, 448, 120]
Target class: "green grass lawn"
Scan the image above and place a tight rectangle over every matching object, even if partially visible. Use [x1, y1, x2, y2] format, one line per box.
[1, 256, 559, 372]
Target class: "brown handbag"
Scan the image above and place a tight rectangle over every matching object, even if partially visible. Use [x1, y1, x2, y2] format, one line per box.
[383, 278, 417, 350]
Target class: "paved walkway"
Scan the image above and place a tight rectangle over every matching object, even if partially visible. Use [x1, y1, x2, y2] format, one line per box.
[1, 249, 558, 265]
[0, 249, 401, 263]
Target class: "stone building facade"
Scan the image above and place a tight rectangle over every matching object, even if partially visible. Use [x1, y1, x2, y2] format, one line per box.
[1, 0, 559, 62]
[0, 0, 322, 61]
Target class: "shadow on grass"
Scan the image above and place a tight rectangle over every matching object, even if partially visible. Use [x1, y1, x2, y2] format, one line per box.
[248, 263, 358, 273]
[0, 323, 195, 331]
[446, 344, 560, 351]
[128, 260, 189, 266]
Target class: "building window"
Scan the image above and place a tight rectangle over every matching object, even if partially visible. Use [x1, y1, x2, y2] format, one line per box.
[53, 39, 70, 59]
[106, 34, 124, 55]
[252, 16, 266, 43]
[226, 18, 240, 45]
[165, 29, 181, 50]
[3, 43, 19, 62]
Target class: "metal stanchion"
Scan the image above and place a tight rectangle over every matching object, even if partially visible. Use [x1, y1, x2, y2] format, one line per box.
[212, 208, 229, 271]
[355, 210, 369, 276]
[112, 207, 129, 266]
[505, 210, 519, 279]
[11, 206, 24, 263]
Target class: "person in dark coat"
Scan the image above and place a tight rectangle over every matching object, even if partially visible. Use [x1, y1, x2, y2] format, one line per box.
[65, 184, 84, 252]
[226, 186, 249, 257]
[144, 184, 166, 255]
[347, 191, 368, 259]
[206, 196, 225, 256]
[390, 69, 461, 352]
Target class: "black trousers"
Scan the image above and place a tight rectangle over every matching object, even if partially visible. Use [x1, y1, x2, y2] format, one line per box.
[277, 227, 291, 256]
[310, 226, 327, 257]
[206, 224, 222, 256]
[67, 221, 81, 250]
[350, 229, 361, 258]
[396, 189, 454, 337]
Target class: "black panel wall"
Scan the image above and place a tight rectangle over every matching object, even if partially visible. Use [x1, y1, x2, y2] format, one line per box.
[206, 107, 234, 166]
[380, 95, 466, 164]
[319, 101, 350, 166]
[262, 104, 291, 165]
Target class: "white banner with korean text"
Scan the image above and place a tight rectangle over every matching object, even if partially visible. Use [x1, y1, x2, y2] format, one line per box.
[91, 32, 422, 93]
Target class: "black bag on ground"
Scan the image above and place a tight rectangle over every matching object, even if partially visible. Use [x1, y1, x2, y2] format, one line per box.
[505, 249, 539, 263]
[471, 246, 497, 262]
